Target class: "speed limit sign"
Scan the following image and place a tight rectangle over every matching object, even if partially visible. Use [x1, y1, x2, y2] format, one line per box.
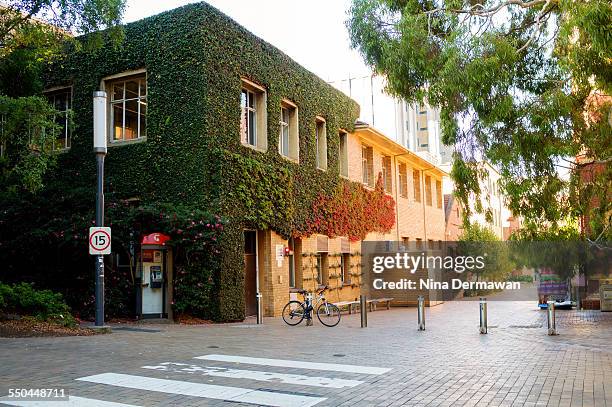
[89, 227, 111, 255]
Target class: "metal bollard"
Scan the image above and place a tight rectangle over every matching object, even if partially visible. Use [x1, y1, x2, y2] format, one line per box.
[360, 295, 367, 328]
[306, 293, 313, 326]
[417, 295, 425, 331]
[479, 297, 487, 334]
[256, 292, 263, 324]
[547, 301, 557, 335]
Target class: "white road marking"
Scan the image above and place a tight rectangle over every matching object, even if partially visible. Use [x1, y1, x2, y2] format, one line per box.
[0, 396, 141, 407]
[76, 373, 325, 407]
[194, 354, 392, 375]
[142, 362, 364, 388]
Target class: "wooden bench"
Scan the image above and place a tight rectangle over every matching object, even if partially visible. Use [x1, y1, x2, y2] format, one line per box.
[334, 298, 393, 314]
[367, 297, 393, 312]
[335, 300, 360, 314]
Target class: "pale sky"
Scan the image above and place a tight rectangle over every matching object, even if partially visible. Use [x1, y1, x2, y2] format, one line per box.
[123, 0, 370, 82]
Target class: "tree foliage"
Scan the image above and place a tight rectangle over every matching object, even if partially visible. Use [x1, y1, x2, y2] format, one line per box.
[347, 0, 611, 238]
[0, 0, 126, 193]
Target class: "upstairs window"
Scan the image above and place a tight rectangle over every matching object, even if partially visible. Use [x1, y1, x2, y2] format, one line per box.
[436, 180, 443, 209]
[382, 155, 392, 193]
[240, 78, 267, 150]
[110, 74, 147, 142]
[279, 100, 298, 161]
[339, 130, 348, 177]
[413, 169, 421, 202]
[315, 118, 327, 170]
[425, 174, 433, 206]
[44, 87, 72, 150]
[398, 163, 408, 198]
[362, 144, 374, 187]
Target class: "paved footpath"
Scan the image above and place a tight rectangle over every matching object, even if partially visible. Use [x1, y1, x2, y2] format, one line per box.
[1, 301, 611, 406]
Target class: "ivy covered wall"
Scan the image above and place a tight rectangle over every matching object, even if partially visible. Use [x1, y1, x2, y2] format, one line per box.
[16, 2, 364, 321]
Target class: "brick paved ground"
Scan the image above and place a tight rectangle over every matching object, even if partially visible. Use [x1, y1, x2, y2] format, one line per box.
[1, 300, 610, 406]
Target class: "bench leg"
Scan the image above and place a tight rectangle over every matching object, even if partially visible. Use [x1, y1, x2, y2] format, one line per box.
[386, 301, 391, 310]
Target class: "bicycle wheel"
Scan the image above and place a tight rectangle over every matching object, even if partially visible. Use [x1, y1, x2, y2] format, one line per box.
[316, 303, 341, 327]
[282, 301, 306, 326]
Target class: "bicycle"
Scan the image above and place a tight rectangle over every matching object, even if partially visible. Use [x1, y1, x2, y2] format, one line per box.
[282, 285, 341, 327]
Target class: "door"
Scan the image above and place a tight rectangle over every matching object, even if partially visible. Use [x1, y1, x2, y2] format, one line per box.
[244, 231, 258, 316]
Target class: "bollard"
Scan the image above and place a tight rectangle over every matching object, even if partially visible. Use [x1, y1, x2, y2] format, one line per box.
[306, 292, 313, 326]
[479, 297, 487, 334]
[547, 301, 557, 335]
[360, 295, 368, 328]
[256, 292, 263, 324]
[417, 295, 425, 331]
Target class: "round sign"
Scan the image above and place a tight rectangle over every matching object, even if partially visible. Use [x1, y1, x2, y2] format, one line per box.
[89, 230, 111, 251]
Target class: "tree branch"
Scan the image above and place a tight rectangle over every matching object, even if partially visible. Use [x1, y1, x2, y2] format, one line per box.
[424, 0, 549, 17]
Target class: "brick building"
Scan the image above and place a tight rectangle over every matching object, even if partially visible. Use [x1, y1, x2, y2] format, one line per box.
[22, 2, 448, 321]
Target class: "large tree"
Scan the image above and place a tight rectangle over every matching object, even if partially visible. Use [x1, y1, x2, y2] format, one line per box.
[0, 0, 125, 193]
[347, 0, 611, 239]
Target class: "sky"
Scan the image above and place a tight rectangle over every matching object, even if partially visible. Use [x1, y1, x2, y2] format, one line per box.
[123, 0, 370, 83]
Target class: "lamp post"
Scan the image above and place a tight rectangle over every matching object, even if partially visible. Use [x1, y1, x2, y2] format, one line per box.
[93, 91, 107, 327]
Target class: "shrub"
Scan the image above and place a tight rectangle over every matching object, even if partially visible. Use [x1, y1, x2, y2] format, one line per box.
[0, 282, 76, 327]
[507, 274, 533, 283]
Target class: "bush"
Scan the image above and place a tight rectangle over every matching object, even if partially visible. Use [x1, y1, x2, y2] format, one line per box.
[0, 282, 76, 327]
[507, 275, 533, 283]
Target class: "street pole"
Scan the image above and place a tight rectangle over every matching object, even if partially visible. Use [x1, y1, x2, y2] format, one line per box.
[93, 91, 107, 327]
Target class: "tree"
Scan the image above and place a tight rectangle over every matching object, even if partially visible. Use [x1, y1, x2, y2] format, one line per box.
[0, 0, 125, 193]
[347, 0, 611, 238]
[458, 222, 514, 282]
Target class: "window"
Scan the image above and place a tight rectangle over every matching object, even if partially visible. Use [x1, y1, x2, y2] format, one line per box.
[436, 180, 442, 209]
[425, 175, 433, 206]
[362, 144, 374, 187]
[382, 155, 392, 193]
[240, 79, 267, 150]
[44, 88, 72, 150]
[339, 131, 348, 177]
[109, 75, 147, 142]
[315, 253, 328, 285]
[315, 118, 327, 170]
[398, 163, 408, 198]
[413, 170, 421, 202]
[340, 254, 351, 284]
[279, 100, 298, 160]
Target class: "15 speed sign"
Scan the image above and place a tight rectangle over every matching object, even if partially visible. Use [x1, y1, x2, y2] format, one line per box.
[89, 227, 111, 255]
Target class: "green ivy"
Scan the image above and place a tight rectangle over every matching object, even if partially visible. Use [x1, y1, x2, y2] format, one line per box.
[2, 3, 369, 322]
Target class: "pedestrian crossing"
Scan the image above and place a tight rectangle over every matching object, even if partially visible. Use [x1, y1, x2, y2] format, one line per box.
[2, 354, 392, 406]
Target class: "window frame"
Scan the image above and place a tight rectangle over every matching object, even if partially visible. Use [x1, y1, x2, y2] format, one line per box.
[315, 117, 327, 170]
[436, 179, 443, 209]
[413, 169, 421, 203]
[425, 174, 433, 206]
[398, 163, 408, 198]
[279, 99, 299, 161]
[362, 144, 374, 187]
[339, 130, 349, 178]
[240, 78, 268, 151]
[382, 155, 392, 193]
[101, 69, 148, 146]
[43, 86, 73, 151]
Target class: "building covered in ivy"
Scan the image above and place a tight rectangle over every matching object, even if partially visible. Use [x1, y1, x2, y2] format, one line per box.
[0, 2, 447, 321]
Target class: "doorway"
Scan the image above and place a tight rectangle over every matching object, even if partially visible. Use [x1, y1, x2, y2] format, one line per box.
[244, 230, 258, 316]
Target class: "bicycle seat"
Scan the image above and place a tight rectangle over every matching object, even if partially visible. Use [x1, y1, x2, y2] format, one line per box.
[316, 285, 329, 293]
[297, 289, 307, 295]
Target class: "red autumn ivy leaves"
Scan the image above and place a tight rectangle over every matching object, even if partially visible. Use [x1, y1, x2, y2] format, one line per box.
[301, 173, 395, 241]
